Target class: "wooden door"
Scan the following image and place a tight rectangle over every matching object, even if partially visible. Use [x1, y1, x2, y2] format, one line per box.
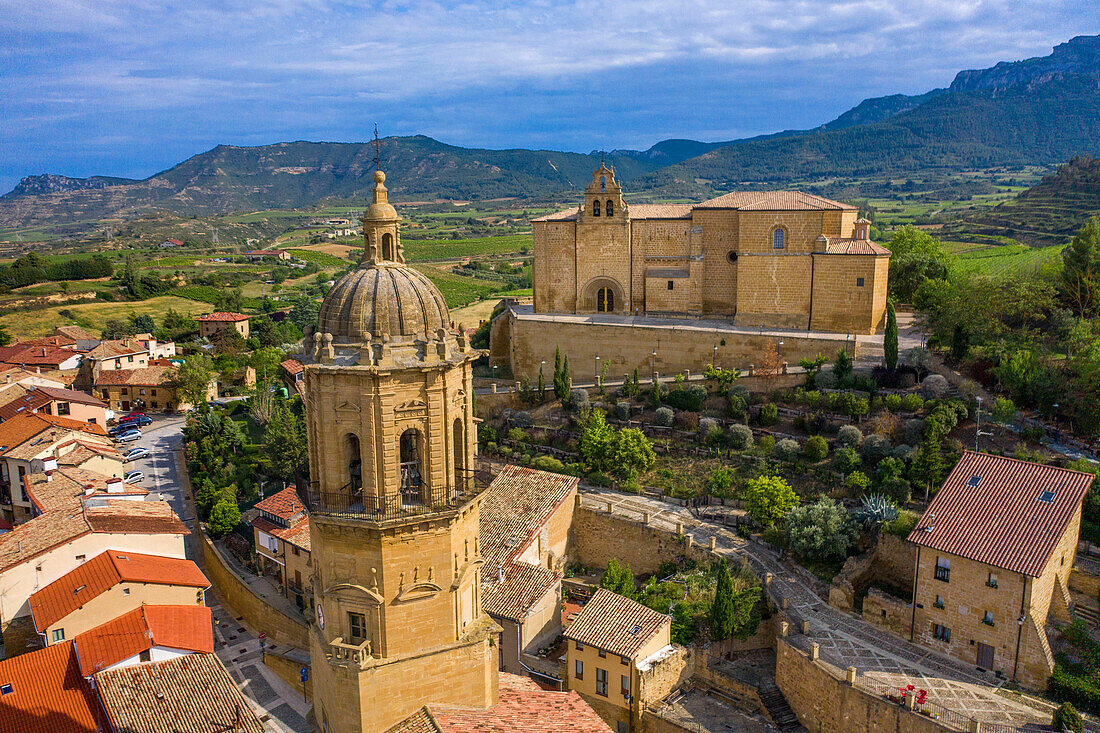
[976, 642, 994, 670]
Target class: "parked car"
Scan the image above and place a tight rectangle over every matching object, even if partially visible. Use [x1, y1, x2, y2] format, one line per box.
[120, 415, 152, 428]
[123, 411, 147, 420]
[123, 447, 150, 462]
[108, 424, 133, 437]
[123, 470, 145, 483]
[114, 429, 142, 443]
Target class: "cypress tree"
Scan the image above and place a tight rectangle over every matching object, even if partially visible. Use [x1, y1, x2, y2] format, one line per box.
[710, 561, 735, 640]
[884, 301, 899, 371]
[562, 355, 571, 393]
[631, 368, 640, 395]
[553, 347, 564, 400]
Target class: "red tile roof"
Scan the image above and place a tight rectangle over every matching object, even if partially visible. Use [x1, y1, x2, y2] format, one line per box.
[629, 204, 694, 219]
[0, 412, 107, 460]
[72, 604, 213, 676]
[29, 549, 208, 632]
[908, 451, 1095, 577]
[696, 190, 853, 210]
[253, 514, 312, 551]
[0, 641, 102, 733]
[94, 653, 265, 733]
[0, 387, 105, 422]
[280, 358, 304, 376]
[254, 486, 305, 521]
[0, 345, 80, 367]
[564, 588, 670, 658]
[480, 465, 577, 622]
[194, 312, 250, 322]
[85, 339, 147, 360]
[94, 365, 176, 387]
[394, 673, 610, 732]
[825, 238, 892, 255]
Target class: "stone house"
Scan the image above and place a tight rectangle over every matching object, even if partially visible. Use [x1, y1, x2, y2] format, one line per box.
[0, 467, 188, 655]
[243, 249, 291, 262]
[28, 549, 208, 646]
[0, 386, 109, 426]
[908, 451, 1095, 689]
[251, 486, 312, 612]
[196, 311, 251, 339]
[94, 364, 215, 412]
[564, 588, 673, 733]
[82, 339, 150, 372]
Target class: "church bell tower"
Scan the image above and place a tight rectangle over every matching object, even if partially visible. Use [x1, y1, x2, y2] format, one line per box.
[302, 164, 498, 733]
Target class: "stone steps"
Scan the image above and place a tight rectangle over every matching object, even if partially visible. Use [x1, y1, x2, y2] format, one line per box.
[1077, 604, 1100, 627]
[759, 685, 801, 730]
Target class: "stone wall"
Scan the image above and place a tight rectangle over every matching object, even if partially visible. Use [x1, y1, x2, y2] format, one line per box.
[264, 648, 312, 702]
[1070, 567, 1100, 598]
[829, 533, 916, 614]
[200, 532, 309, 649]
[862, 588, 913, 638]
[569, 506, 706, 576]
[776, 637, 953, 733]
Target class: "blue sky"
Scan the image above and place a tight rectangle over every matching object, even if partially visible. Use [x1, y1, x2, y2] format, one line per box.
[0, 1, 1096, 193]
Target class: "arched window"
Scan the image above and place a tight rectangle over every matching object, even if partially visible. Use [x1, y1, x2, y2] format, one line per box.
[600, 176, 606, 192]
[399, 429, 422, 506]
[596, 287, 614, 313]
[344, 434, 362, 494]
[382, 232, 394, 260]
[453, 418, 464, 492]
[606, 199, 614, 217]
[773, 228, 785, 249]
[592, 200, 601, 217]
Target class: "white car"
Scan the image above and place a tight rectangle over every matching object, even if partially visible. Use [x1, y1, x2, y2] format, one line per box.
[124, 447, 151, 462]
[124, 471, 145, 483]
[115, 429, 142, 443]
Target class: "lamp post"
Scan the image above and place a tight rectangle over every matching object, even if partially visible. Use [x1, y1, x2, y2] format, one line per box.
[492, 364, 497, 381]
[594, 355, 600, 390]
[540, 360, 546, 398]
[712, 343, 718, 365]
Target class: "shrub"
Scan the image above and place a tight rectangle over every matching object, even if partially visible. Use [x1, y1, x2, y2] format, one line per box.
[742, 474, 799, 527]
[675, 411, 700, 432]
[804, 435, 828, 462]
[903, 418, 924, 445]
[900, 393, 924, 413]
[511, 410, 533, 428]
[654, 406, 674, 427]
[880, 476, 912, 505]
[805, 390, 822, 410]
[532, 455, 566, 473]
[665, 385, 707, 412]
[507, 427, 528, 443]
[884, 394, 903, 412]
[587, 471, 612, 487]
[920, 374, 950, 400]
[775, 438, 800, 462]
[619, 474, 641, 494]
[886, 510, 919, 537]
[759, 403, 779, 426]
[992, 397, 1018, 424]
[1049, 668, 1100, 717]
[700, 418, 723, 445]
[1053, 702, 1083, 732]
[726, 393, 747, 419]
[614, 401, 631, 421]
[832, 447, 861, 475]
[815, 370, 838, 389]
[837, 425, 863, 448]
[728, 384, 749, 401]
[729, 424, 754, 450]
[844, 470, 870, 495]
[568, 388, 590, 411]
[759, 435, 775, 455]
[784, 498, 856, 562]
[860, 434, 893, 463]
[706, 467, 735, 498]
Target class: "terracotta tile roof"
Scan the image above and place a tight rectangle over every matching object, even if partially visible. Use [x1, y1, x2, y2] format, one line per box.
[55, 326, 96, 341]
[0, 640, 102, 733]
[531, 206, 580, 222]
[94, 653, 265, 733]
[0, 387, 105, 422]
[695, 190, 854, 211]
[280, 358, 304, 376]
[480, 465, 577, 622]
[83, 500, 189, 535]
[72, 604, 213, 676]
[564, 588, 670, 658]
[825, 238, 892, 255]
[85, 339, 147, 360]
[94, 365, 175, 387]
[402, 673, 611, 732]
[194, 312, 250, 322]
[30, 549, 208, 631]
[243, 249, 284, 256]
[19, 335, 79, 349]
[0, 412, 107, 460]
[629, 203, 694, 219]
[254, 486, 305, 521]
[0, 345, 81, 367]
[908, 451, 1095, 577]
[252, 514, 311, 551]
[55, 438, 125, 468]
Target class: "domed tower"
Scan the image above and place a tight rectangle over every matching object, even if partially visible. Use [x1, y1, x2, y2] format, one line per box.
[303, 169, 497, 733]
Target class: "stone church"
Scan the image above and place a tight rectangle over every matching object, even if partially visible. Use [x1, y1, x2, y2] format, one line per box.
[298, 169, 610, 733]
[533, 164, 890, 334]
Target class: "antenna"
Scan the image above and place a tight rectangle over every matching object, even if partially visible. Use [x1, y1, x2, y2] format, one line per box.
[372, 123, 383, 171]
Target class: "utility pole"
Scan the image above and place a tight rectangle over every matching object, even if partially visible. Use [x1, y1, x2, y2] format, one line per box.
[975, 396, 993, 451]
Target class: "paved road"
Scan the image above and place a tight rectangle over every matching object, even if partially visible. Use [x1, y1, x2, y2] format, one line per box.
[121, 414, 311, 732]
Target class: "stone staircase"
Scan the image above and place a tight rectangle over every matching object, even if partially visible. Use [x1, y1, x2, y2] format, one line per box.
[759, 684, 801, 730]
[1077, 604, 1100, 627]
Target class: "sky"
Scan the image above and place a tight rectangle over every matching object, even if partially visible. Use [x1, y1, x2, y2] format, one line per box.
[0, 0, 1096, 193]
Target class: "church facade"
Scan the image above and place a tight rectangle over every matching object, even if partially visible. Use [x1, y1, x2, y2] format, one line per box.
[532, 165, 890, 334]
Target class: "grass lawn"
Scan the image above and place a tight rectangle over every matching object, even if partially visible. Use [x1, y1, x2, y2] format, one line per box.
[1, 296, 213, 338]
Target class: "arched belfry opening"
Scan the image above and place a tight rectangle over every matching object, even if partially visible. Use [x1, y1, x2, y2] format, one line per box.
[382, 232, 394, 260]
[344, 433, 362, 495]
[399, 428, 423, 506]
[453, 418, 464, 491]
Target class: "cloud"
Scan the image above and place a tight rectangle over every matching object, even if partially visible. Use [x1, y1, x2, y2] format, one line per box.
[0, 0, 1095, 189]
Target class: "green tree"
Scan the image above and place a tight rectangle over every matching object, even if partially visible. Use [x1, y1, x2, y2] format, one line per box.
[612, 428, 656, 479]
[784, 498, 857, 562]
[208, 498, 241, 537]
[886, 225, 951, 300]
[579, 409, 615, 471]
[537, 364, 545, 398]
[884, 301, 899, 371]
[553, 347, 564, 399]
[1061, 216, 1100, 316]
[910, 432, 944, 500]
[215, 288, 244, 313]
[742, 474, 798, 528]
[803, 435, 828, 461]
[130, 313, 156, 334]
[833, 348, 853, 386]
[264, 401, 308, 480]
[194, 478, 221, 519]
[0, 324, 11, 347]
[600, 558, 635, 598]
[710, 561, 737, 640]
[1053, 701, 1083, 733]
[289, 295, 321, 331]
[561, 355, 571, 394]
[171, 354, 214, 407]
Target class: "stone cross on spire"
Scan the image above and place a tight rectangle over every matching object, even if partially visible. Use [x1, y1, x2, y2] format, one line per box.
[372, 123, 383, 171]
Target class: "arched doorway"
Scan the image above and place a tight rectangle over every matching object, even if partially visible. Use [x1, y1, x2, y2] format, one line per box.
[399, 428, 423, 506]
[596, 287, 614, 313]
[453, 418, 464, 493]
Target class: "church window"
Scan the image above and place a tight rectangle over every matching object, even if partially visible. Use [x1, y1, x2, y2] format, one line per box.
[606, 199, 614, 217]
[400, 429, 423, 505]
[600, 176, 606, 193]
[856, 277, 865, 287]
[592, 200, 601, 217]
[348, 612, 367, 641]
[382, 232, 394, 260]
[773, 228, 785, 249]
[596, 287, 614, 313]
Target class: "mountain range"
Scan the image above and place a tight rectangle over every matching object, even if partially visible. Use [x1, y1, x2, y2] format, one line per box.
[3, 34, 1100, 231]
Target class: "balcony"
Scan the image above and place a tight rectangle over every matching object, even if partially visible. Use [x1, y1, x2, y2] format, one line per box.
[981, 617, 995, 627]
[308, 467, 492, 524]
[327, 636, 372, 669]
[932, 599, 945, 610]
[934, 567, 950, 582]
[986, 580, 998, 589]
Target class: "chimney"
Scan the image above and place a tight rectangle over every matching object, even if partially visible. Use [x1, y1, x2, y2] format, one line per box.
[106, 477, 124, 493]
[43, 457, 57, 482]
[854, 218, 871, 241]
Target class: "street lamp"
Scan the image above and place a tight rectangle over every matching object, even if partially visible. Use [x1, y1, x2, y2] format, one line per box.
[492, 363, 497, 380]
[712, 343, 718, 365]
[594, 355, 600, 390]
[540, 360, 546, 397]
